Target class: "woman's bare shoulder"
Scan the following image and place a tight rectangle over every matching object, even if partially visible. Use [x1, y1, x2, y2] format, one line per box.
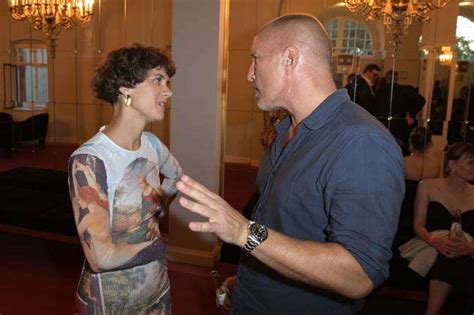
[419, 178, 444, 189]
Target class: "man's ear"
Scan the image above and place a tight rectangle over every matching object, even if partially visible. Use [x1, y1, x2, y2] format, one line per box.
[283, 45, 299, 71]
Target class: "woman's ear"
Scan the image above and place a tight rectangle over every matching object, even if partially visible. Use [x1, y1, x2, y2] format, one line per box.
[447, 160, 456, 173]
[119, 87, 130, 96]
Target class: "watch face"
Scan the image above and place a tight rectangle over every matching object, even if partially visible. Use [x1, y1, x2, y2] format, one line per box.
[251, 223, 268, 241]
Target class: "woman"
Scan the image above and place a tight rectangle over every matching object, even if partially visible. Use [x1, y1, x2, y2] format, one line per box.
[412, 142, 474, 315]
[68, 44, 183, 314]
[395, 127, 440, 245]
[404, 127, 440, 181]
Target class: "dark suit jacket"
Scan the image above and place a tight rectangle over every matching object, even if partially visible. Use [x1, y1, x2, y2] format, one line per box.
[346, 75, 377, 116]
[376, 83, 425, 153]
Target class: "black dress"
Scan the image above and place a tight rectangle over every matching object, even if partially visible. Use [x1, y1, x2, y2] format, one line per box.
[426, 201, 474, 312]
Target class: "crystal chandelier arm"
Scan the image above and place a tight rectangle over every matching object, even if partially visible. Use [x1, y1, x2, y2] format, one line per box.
[344, 0, 452, 49]
[8, 0, 95, 58]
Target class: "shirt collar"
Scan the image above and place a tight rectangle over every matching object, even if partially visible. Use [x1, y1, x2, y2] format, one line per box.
[275, 90, 349, 134]
[361, 75, 373, 87]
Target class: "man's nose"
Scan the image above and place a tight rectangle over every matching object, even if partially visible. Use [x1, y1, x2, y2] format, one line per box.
[247, 63, 255, 82]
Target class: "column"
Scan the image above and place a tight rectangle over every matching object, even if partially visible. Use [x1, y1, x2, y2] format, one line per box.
[168, 0, 228, 267]
[419, 0, 460, 146]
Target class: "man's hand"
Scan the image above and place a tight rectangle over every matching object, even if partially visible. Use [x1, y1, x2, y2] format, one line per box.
[177, 175, 374, 299]
[176, 175, 250, 247]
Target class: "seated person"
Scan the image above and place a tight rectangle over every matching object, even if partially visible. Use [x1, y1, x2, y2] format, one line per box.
[411, 142, 474, 315]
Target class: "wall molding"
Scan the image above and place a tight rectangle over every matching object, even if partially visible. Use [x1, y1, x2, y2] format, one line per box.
[224, 155, 260, 167]
[224, 154, 250, 164]
[167, 243, 221, 267]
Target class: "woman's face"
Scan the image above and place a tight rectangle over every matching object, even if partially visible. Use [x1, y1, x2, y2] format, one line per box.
[127, 67, 172, 122]
[450, 154, 474, 181]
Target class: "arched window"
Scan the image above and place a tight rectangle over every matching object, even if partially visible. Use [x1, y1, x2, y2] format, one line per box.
[325, 19, 339, 49]
[456, 16, 474, 61]
[324, 18, 373, 55]
[4, 40, 49, 109]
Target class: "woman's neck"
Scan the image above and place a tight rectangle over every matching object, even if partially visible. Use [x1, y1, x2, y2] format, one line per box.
[445, 174, 469, 193]
[103, 113, 146, 151]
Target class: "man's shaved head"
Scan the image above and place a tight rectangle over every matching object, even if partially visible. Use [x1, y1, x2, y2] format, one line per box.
[257, 14, 332, 67]
[247, 13, 337, 121]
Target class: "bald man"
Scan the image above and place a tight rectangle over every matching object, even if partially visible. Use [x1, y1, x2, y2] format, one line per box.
[177, 14, 404, 314]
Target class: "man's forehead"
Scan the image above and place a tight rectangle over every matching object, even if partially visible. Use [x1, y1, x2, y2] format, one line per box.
[250, 37, 260, 51]
[251, 36, 269, 55]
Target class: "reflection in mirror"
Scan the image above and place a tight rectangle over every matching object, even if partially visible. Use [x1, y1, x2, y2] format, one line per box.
[430, 57, 450, 136]
[450, 14, 474, 144]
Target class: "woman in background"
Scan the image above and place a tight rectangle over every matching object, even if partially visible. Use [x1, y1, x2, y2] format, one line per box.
[404, 127, 440, 181]
[413, 142, 474, 315]
[395, 127, 440, 245]
[68, 44, 182, 314]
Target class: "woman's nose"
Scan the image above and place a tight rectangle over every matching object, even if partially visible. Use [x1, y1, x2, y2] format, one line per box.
[163, 86, 172, 98]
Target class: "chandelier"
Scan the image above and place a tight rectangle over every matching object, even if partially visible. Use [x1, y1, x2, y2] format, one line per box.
[8, 0, 94, 58]
[345, 0, 451, 50]
[438, 45, 453, 65]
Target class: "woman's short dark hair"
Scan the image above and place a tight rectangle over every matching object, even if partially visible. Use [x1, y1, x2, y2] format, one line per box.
[91, 43, 176, 104]
[444, 142, 474, 176]
[409, 127, 431, 153]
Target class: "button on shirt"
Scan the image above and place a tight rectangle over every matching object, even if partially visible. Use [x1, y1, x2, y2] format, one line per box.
[231, 89, 405, 315]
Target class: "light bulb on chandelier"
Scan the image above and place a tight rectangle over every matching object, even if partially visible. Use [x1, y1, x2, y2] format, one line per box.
[345, 0, 452, 50]
[438, 46, 454, 66]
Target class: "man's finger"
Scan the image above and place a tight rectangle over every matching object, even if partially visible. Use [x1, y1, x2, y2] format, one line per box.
[180, 175, 220, 201]
[179, 197, 214, 218]
[177, 180, 220, 208]
[189, 221, 214, 232]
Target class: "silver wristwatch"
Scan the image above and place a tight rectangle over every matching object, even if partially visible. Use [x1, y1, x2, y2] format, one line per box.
[243, 221, 268, 253]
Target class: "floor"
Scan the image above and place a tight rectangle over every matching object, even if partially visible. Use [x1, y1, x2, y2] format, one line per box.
[0, 143, 432, 314]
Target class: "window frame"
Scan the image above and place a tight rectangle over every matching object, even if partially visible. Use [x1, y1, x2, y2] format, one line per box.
[456, 16, 474, 62]
[10, 42, 49, 110]
[324, 17, 374, 56]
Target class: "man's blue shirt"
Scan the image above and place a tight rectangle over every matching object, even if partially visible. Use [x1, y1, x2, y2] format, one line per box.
[231, 89, 405, 315]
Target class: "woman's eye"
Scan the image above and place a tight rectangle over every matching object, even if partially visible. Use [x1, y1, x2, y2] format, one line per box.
[153, 77, 162, 84]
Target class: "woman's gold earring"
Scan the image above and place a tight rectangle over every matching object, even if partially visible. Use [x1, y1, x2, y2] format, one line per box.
[124, 95, 132, 107]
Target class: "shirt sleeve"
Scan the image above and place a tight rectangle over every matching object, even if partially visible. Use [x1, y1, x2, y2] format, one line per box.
[325, 134, 405, 287]
[157, 143, 183, 197]
[144, 132, 183, 199]
[68, 153, 154, 272]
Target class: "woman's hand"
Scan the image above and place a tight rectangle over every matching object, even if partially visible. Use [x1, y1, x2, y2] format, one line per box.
[449, 239, 474, 258]
[428, 235, 459, 258]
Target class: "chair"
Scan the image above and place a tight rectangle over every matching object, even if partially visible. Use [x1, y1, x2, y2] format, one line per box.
[14, 113, 49, 147]
[0, 112, 15, 155]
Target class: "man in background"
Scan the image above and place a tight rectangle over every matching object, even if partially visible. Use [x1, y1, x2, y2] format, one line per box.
[347, 64, 381, 116]
[376, 70, 425, 155]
